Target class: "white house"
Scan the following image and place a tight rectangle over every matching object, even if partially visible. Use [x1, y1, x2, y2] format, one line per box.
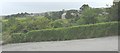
[61, 13, 66, 19]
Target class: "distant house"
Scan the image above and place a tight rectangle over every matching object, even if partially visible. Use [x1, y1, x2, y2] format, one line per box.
[61, 9, 79, 19]
[61, 13, 66, 19]
[61, 9, 66, 19]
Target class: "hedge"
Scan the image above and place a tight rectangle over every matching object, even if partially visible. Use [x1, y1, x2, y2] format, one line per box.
[4, 21, 118, 44]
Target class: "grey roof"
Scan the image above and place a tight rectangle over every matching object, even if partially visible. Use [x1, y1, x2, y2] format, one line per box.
[113, 0, 120, 2]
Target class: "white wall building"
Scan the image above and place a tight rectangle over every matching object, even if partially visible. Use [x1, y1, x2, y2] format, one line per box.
[61, 13, 66, 19]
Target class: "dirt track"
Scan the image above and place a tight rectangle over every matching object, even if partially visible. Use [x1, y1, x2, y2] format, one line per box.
[2, 36, 118, 51]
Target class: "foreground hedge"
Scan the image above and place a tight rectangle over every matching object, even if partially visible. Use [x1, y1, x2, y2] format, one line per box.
[4, 21, 118, 43]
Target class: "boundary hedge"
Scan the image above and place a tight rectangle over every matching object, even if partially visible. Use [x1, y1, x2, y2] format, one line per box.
[4, 21, 118, 44]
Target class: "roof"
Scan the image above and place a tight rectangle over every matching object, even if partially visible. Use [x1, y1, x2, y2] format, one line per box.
[113, 0, 120, 2]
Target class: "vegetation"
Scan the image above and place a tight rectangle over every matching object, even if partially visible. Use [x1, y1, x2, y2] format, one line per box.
[3, 21, 118, 44]
[2, 4, 119, 44]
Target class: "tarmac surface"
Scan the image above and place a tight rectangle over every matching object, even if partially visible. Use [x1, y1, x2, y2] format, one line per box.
[2, 36, 118, 51]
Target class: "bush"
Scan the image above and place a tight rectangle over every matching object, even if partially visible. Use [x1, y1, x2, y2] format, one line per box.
[3, 33, 26, 44]
[50, 19, 70, 28]
[11, 33, 26, 43]
[6, 21, 118, 43]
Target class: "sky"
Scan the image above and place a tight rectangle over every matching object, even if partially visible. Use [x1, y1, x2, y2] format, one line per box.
[0, 0, 114, 16]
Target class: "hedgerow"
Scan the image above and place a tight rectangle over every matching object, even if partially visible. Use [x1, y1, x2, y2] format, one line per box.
[4, 21, 118, 44]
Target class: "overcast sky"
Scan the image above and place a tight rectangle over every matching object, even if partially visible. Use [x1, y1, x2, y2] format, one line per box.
[0, 0, 114, 16]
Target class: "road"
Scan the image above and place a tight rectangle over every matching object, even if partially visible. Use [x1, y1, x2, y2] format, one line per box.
[2, 36, 118, 51]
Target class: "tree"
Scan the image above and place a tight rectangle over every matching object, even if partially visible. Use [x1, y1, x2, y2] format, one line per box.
[79, 4, 90, 13]
[79, 8, 98, 24]
[118, 1, 120, 21]
[107, 2, 119, 21]
[25, 17, 51, 30]
[76, 17, 86, 25]
[50, 19, 70, 28]
[96, 15, 108, 23]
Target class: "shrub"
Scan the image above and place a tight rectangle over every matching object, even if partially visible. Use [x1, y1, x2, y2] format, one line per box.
[50, 19, 70, 28]
[4, 33, 26, 43]
[7, 21, 118, 43]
